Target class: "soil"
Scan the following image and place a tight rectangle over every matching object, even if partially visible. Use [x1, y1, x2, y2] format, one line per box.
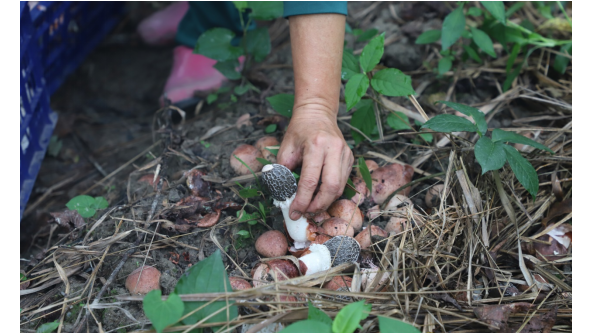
[20, 2, 572, 333]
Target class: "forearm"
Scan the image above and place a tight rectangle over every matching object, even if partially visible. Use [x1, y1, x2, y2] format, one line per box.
[288, 14, 345, 119]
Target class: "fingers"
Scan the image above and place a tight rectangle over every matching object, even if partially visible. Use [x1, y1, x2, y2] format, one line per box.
[277, 140, 300, 171]
[289, 147, 324, 220]
[307, 147, 346, 213]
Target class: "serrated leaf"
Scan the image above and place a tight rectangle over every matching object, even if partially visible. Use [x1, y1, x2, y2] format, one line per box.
[173, 250, 237, 330]
[267, 94, 294, 118]
[279, 320, 332, 333]
[474, 137, 507, 174]
[441, 7, 466, 50]
[387, 112, 412, 131]
[359, 33, 385, 73]
[470, 27, 496, 57]
[421, 114, 478, 133]
[143, 291, 184, 333]
[244, 27, 271, 62]
[342, 50, 359, 80]
[463, 45, 482, 63]
[378, 316, 421, 333]
[194, 28, 243, 62]
[481, 1, 506, 24]
[436, 101, 488, 135]
[36, 321, 59, 333]
[308, 301, 333, 327]
[370, 68, 415, 97]
[415, 29, 441, 44]
[468, 7, 483, 17]
[93, 196, 109, 209]
[491, 129, 553, 153]
[247, 1, 283, 20]
[356, 28, 379, 42]
[207, 93, 218, 105]
[345, 73, 369, 110]
[503, 145, 539, 200]
[214, 59, 241, 80]
[438, 57, 452, 74]
[332, 301, 372, 333]
[358, 157, 373, 193]
[350, 100, 376, 144]
[264, 124, 277, 133]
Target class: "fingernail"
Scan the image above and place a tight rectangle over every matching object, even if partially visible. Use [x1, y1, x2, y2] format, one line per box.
[290, 211, 301, 220]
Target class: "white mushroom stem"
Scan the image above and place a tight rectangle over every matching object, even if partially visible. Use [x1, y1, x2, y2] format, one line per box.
[298, 244, 331, 275]
[273, 193, 310, 249]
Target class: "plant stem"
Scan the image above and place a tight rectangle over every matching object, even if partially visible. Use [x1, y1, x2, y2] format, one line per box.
[556, 1, 572, 27]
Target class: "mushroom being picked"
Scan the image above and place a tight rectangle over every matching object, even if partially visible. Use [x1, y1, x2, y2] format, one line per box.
[298, 235, 361, 275]
[261, 164, 319, 249]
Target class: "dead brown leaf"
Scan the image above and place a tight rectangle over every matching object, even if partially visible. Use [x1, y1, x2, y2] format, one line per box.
[541, 199, 571, 227]
[473, 302, 532, 330]
[501, 307, 557, 333]
[50, 210, 86, 230]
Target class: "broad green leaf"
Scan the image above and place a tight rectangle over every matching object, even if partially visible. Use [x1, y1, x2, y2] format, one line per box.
[506, 43, 521, 73]
[350, 100, 376, 144]
[343, 178, 357, 199]
[237, 210, 260, 223]
[503, 145, 539, 200]
[233, 1, 247, 11]
[441, 7, 466, 50]
[332, 301, 372, 333]
[93, 196, 109, 209]
[359, 33, 385, 73]
[470, 27, 496, 57]
[207, 93, 218, 105]
[506, 2, 525, 17]
[491, 129, 553, 153]
[356, 28, 379, 42]
[553, 42, 571, 74]
[358, 157, 373, 193]
[214, 59, 241, 80]
[345, 73, 370, 110]
[279, 320, 332, 333]
[463, 45, 482, 63]
[234, 85, 250, 96]
[264, 124, 277, 133]
[247, 1, 283, 20]
[237, 230, 250, 237]
[342, 50, 360, 80]
[36, 321, 59, 333]
[387, 112, 412, 131]
[415, 29, 441, 44]
[174, 250, 238, 330]
[370, 68, 415, 97]
[244, 27, 271, 62]
[481, 1, 506, 24]
[419, 132, 433, 143]
[194, 28, 243, 62]
[474, 137, 507, 174]
[378, 316, 421, 333]
[308, 301, 333, 327]
[468, 7, 483, 17]
[421, 114, 478, 133]
[266, 94, 295, 118]
[143, 291, 184, 333]
[436, 101, 487, 135]
[66, 195, 97, 218]
[438, 57, 452, 74]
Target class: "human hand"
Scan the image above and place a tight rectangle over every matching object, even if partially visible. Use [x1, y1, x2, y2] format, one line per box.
[277, 107, 354, 221]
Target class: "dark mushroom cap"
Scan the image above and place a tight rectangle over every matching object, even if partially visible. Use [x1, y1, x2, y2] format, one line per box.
[261, 164, 297, 201]
[323, 235, 360, 267]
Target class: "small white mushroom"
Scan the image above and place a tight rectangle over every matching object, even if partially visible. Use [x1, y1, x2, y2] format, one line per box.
[298, 236, 361, 275]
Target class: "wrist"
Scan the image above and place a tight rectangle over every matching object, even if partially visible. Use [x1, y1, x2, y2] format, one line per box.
[292, 98, 339, 121]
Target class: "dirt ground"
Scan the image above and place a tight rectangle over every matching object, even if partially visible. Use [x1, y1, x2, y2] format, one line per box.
[20, 2, 572, 332]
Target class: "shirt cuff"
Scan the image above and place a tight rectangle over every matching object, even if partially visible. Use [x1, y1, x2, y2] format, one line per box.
[283, 1, 348, 17]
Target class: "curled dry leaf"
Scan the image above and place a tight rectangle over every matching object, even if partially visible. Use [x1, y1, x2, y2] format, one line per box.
[50, 210, 86, 230]
[371, 163, 414, 205]
[174, 195, 207, 216]
[197, 209, 222, 227]
[473, 302, 532, 331]
[500, 306, 557, 333]
[185, 169, 211, 197]
[251, 259, 299, 287]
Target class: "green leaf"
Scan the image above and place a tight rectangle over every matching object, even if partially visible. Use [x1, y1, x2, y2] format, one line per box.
[463, 45, 482, 63]
[421, 114, 478, 133]
[378, 316, 421, 333]
[416, 29, 441, 44]
[438, 57, 452, 74]
[343, 178, 357, 199]
[244, 27, 271, 62]
[207, 93, 218, 105]
[267, 94, 295, 118]
[194, 28, 243, 62]
[350, 100, 376, 144]
[332, 301, 371, 333]
[491, 129, 553, 153]
[47, 135, 63, 157]
[359, 33, 385, 73]
[470, 27, 496, 57]
[239, 188, 260, 199]
[233, 1, 247, 11]
[436, 101, 488, 136]
[342, 50, 360, 81]
[230, 94, 238, 103]
[237, 230, 250, 238]
[265, 147, 279, 156]
[441, 7, 466, 50]
[419, 132, 433, 143]
[214, 59, 241, 80]
[237, 210, 260, 223]
[537, 5, 553, 19]
[279, 320, 332, 333]
[352, 28, 363, 36]
[345, 73, 370, 110]
[356, 28, 379, 42]
[234, 85, 250, 96]
[93, 196, 109, 210]
[481, 1, 506, 24]
[200, 140, 211, 148]
[387, 112, 412, 131]
[143, 291, 184, 333]
[247, 1, 283, 20]
[358, 157, 372, 193]
[66, 195, 97, 218]
[173, 250, 238, 330]
[474, 137, 507, 174]
[256, 157, 271, 166]
[506, 2, 525, 17]
[370, 68, 415, 97]
[553, 42, 571, 74]
[506, 43, 521, 73]
[308, 301, 333, 327]
[36, 321, 59, 333]
[468, 7, 483, 17]
[265, 124, 277, 133]
[503, 145, 539, 200]
[20, 272, 27, 282]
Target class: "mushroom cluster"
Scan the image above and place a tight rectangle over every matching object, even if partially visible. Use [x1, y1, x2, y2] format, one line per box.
[230, 136, 279, 175]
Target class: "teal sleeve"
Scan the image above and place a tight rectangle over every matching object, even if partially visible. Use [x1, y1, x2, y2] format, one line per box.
[283, 1, 348, 17]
